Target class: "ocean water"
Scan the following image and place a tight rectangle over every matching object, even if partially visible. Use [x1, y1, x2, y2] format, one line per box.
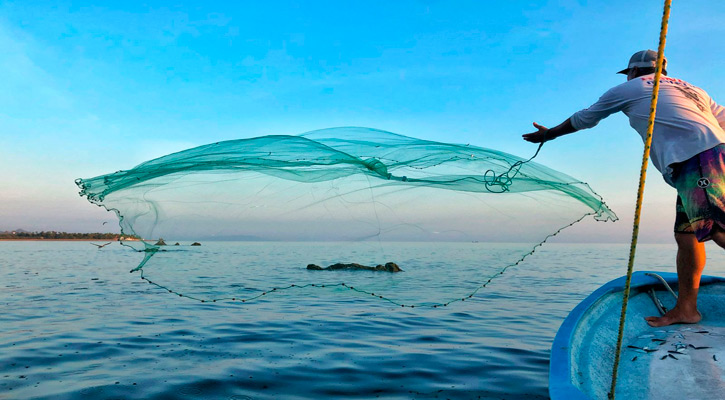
[2, 241, 725, 400]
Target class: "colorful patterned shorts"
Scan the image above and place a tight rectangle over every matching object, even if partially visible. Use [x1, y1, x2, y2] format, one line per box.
[673, 144, 725, 241]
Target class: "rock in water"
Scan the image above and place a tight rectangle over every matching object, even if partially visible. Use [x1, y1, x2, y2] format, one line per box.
[190, 242, 201, 246]
[377, 262, 402, 272]
[306, 262, 402, 272]
[155, 238, 167, 246]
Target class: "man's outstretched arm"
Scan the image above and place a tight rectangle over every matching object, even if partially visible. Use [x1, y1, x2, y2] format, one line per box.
[522, 118, 578, 143]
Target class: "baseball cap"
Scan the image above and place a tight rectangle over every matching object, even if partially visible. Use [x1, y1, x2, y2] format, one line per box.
[617, 50, 667, 74]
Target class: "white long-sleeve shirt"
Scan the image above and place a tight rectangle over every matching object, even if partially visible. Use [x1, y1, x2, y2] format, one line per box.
[570, 74, 725, 186]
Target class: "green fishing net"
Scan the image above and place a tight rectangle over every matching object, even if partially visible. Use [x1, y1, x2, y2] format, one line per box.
[76, 127, 616, 306]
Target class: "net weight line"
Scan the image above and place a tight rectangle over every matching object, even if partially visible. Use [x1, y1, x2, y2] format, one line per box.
[135, 212, 600, 308]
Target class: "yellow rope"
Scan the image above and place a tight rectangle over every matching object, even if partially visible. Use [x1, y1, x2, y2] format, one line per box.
[609, 1, 672, 398]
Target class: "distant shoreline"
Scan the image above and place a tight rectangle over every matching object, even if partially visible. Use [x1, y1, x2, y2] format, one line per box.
[0, 239, 119, 242]
[1, 231, 133, 241]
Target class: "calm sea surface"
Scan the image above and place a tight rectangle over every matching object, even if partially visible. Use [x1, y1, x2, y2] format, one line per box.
[3, 241, 725, 399]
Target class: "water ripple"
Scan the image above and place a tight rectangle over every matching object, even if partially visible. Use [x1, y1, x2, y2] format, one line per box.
[2, 242, 718, 399]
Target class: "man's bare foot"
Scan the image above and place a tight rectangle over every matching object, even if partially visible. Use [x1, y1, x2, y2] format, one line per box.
[645, 307, 701, 327]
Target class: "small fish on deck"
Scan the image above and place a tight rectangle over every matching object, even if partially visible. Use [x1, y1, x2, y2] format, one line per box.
[672, 342, 688, 350]
[627, 345, 657, 353]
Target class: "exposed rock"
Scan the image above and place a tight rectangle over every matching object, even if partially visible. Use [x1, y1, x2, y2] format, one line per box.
[155, 238, 167, 246]
[191, 242, 202, 246]
[306, 262, 402, 272]
[174, 242, 180, 246]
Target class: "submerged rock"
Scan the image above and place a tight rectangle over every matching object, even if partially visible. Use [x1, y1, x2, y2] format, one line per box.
[306, 262, 402, 272]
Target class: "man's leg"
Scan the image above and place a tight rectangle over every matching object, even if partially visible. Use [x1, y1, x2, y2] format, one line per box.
[708, 224, 725, 249]
[645, 232, 705, 327]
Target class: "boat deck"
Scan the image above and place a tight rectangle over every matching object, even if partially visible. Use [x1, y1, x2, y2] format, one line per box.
[552, 272, 725, 399]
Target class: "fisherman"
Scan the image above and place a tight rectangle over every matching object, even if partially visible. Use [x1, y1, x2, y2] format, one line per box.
[523, 50, 725, 327]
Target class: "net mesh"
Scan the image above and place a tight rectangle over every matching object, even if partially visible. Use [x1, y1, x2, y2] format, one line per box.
[76, 127, 617, 306]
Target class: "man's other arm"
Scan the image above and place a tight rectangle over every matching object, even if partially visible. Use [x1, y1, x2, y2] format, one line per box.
[710, 97, 725, 130]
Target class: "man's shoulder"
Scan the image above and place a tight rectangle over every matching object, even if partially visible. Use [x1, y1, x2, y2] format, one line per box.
[601, 78, 644, 98]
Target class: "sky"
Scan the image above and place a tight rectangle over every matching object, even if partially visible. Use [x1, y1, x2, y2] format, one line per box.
[1, 0, 724, 243]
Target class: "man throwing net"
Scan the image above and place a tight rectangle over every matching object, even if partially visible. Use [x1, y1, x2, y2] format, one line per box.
[523, 50, 725, 327]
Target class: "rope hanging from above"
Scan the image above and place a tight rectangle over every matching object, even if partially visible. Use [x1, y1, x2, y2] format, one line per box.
[609, 1, 673, 398]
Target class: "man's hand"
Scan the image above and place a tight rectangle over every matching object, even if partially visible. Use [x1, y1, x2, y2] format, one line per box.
[522, 122, 549, 143]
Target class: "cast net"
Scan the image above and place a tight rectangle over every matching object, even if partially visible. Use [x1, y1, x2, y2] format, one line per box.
[76, 127, 616, 306]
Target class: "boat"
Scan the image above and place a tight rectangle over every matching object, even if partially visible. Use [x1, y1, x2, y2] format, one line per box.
[550, 271, 725, 399]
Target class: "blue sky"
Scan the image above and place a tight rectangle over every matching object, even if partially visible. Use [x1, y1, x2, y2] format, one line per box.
[1, 0, 724, 243]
